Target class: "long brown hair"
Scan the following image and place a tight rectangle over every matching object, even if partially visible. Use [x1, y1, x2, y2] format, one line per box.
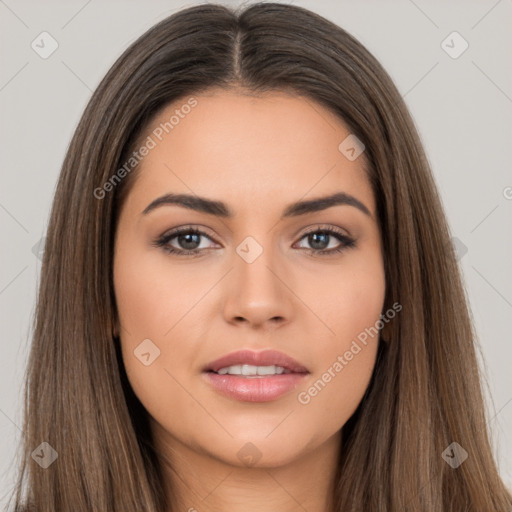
[8, 2, 511, 511]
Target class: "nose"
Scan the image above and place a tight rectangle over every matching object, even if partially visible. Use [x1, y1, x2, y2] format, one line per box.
[222, 243, 294, 330]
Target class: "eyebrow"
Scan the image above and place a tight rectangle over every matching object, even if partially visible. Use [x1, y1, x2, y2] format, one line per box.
[141, 191, 372, 219]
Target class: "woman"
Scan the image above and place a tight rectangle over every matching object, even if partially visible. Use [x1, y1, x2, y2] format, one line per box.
[9, 2, 512, 511]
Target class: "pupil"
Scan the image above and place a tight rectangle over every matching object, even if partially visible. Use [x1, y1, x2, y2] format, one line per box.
[179, 233, 200, 250]
[309, 232, 328, 250]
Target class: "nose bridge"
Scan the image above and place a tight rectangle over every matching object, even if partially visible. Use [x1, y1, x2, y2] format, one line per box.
[223, 231, 293, 326]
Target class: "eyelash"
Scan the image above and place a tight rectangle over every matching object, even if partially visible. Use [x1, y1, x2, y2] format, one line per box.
[153, 224, 356, 257]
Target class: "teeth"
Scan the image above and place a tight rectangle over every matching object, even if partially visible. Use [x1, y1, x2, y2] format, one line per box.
[216, 364, 287, 376]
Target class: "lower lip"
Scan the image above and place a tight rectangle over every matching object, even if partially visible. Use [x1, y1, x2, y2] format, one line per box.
[203, 372, 308, 402]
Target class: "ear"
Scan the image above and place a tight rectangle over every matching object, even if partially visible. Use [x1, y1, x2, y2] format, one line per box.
[379, 311, 397, 343]
[380, 321, 392, 342]
[111, 317, 120, 339]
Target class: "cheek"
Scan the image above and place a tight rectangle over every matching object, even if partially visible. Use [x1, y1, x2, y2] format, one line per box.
[113, 252, 198, 440]
[113, 245, 216, 419]
[298, 251, 385, 422]
[113, 245, 210, 339]
[315, 249, 386, 346]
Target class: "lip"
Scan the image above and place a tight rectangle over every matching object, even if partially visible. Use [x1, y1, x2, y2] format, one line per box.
[203, 349, 309, 373]
[202, 349, 309, 403]
[203, 373, 308, 402]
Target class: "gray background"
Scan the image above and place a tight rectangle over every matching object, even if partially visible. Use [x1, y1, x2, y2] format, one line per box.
[1, 0, 511, 503]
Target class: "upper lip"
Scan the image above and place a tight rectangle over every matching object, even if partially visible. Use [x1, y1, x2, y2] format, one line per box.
[204, 349, 309, 373]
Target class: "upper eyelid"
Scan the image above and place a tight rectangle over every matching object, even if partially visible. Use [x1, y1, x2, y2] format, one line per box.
[161, 225, 219, 243]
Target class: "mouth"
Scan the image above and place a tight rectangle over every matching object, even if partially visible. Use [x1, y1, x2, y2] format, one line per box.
[202, 349, 309, 402]
[208, 364, 296, 377]
[203, 348, 309, 374]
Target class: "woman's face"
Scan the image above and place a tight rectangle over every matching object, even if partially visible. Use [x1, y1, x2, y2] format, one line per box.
[113, 89, 386, 468]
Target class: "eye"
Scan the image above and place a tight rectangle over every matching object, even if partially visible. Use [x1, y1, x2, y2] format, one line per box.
[153, 226, 218, 256]
[153, 224, 356, 257]
[294, 225, 356, 256]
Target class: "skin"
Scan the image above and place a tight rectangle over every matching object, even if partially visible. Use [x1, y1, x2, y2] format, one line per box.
[113, 89, 386, 512]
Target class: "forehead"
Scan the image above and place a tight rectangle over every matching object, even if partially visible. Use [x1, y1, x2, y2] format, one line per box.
[125, 90, 374, 218]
